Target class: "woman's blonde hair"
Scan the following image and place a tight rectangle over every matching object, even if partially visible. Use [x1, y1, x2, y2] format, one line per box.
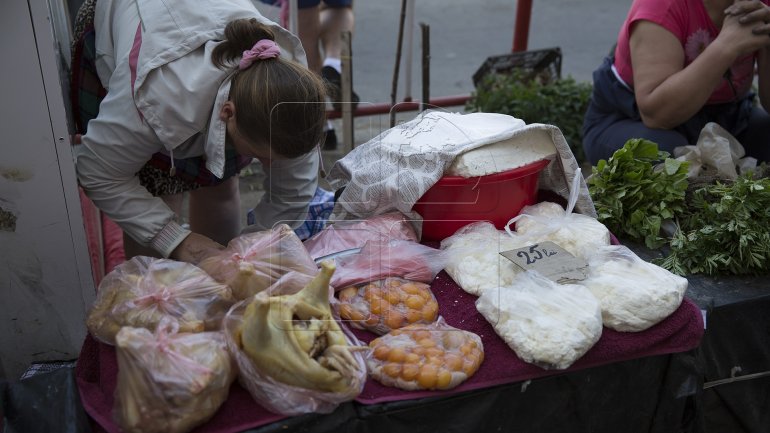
[211, 18, 326, 158]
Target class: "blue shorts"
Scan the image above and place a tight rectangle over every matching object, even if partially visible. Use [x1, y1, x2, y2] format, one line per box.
[259, 0, 352, 9]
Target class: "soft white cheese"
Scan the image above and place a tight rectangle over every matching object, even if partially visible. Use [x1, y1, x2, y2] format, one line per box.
[476, 271, 603, 370]
[446, 129, 557, 177]
[581, 245, 688, 332]
[440, 222, 530, 296]
[514, 202, 610, 259]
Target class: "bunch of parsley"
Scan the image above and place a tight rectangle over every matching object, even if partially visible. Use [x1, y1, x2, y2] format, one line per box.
[587, 139, 689, 249]
[658, 175, 770, 276]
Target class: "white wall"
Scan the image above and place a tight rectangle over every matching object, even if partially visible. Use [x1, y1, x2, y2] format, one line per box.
[0, 0, 95, 380]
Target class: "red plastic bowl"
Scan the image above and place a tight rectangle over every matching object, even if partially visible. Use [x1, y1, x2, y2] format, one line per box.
[413, 159, 550, 241]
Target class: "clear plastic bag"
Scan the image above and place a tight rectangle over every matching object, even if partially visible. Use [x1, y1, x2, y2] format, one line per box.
[222, 261, 367, 415]
[330, 239, 447, 289]
[335, 277, 440, 335]
[366, 317, 484, 391]
[581, 245, 688, 332]
[86, 256, 235, 345]
[476, 271, 602, 370]
[506, 172, 610, 259]
[304, 212, 418, 260]
[198, 224, 318, 300]
[440, 221, 531, 296]
[113, 323, 235, 433]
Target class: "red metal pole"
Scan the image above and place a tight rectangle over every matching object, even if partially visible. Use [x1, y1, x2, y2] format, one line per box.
[512, 0, 533, 52]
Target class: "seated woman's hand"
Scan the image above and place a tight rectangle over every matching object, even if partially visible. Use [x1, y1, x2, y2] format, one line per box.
[725, 0, 770, 36]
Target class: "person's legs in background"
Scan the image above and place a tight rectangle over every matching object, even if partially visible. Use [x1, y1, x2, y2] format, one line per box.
[297, 2, 323, 73]
[297, 0, 356, 149]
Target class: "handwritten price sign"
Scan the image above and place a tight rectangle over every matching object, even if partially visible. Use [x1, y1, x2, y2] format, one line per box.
[500, 241, 588, 284]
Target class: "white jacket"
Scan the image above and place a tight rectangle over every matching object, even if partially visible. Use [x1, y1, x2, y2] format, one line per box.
[75, 0, 319, 257]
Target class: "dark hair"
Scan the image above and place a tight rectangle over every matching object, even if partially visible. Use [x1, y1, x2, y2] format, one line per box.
[211, 18, 326, 159]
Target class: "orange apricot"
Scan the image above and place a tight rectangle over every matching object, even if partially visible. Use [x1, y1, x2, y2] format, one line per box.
[436, 369, 453, 389]
[370, 299, 383, 315]
[387, 347, 407, 363]
[417, 364, 438, 389]
[338, 304, 355, 320]
[384, 289, 402, 305]
[400, 282, 421, 295]
[443, 353, 464, 371]
[405, 308, 423, 324]
[387, 279, 403, 288]
[382, 362, 402, 378]
[372, 345, 390, 361]
[417, 338, 437, 349]
[338, 286, 359, 301]
[411, 346, 426, 356]
[384, 310, 405, 329]
[401, 363, 420, 381]
[364, 286, 382, 302]
[459, 342, 473, 355]
[404, 352, 421, 364]
[421, 302, 439, 322]
[424, 347, 444, 359]
[462, 358, 479, 376]
[405, 295, 425, 310]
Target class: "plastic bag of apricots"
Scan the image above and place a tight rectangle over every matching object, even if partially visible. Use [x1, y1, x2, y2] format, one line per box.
[367, 319, 484, 391]
[336, 277, 440, 335]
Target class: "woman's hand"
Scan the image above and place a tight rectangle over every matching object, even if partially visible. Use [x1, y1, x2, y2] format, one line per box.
[169, 232, 225, 265]
[721, 0, 770, 55]
[726, 0, 770, 32]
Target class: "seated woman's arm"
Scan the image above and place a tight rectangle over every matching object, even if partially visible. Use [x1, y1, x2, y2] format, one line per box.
[631, 9, 769, 129]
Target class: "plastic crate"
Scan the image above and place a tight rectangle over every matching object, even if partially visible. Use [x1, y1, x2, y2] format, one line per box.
[472, 47, 562, 87]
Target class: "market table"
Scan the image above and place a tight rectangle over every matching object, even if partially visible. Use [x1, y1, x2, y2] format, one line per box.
[1, 275, 704, 433]
[69, 262, 704, 433]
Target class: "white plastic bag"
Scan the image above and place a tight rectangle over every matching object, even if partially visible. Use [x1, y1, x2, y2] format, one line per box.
[476, 271, 603, 370]
[330, 239, 447, 289]
[674, 122, 757, 179]
[303, 212, 418, 260]
[198, 224, 318, 300]
[581, 245, 688, 332]
[366, 317, 484, 390]
[222, 262, 367, 415]
[506, 172, 610, 259]
[113, 323, 235, 433]
[440, 221, 530, 296]
[87, 256, 234, 345]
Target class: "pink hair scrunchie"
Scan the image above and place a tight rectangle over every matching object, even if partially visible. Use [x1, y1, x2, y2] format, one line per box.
[238, 39, 281, 70]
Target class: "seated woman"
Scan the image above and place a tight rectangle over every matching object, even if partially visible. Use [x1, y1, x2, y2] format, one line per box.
[582, 0, 770, 164]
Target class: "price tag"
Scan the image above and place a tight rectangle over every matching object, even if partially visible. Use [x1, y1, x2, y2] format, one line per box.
[500, 241, 589, 284]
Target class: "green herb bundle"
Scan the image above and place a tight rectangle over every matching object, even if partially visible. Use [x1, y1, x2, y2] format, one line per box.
[658, 175, 770, 276]
[587, 139, 689, 249]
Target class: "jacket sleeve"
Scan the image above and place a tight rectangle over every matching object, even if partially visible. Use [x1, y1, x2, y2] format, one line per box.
[75, 72, 190, 258]
[244, 150, 320, 232]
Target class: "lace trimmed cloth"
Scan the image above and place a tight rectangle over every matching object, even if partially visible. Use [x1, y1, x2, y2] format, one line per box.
[325, 111, 597, 235]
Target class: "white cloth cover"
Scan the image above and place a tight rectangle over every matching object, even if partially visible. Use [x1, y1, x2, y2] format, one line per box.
[325, 111, 596, 236]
